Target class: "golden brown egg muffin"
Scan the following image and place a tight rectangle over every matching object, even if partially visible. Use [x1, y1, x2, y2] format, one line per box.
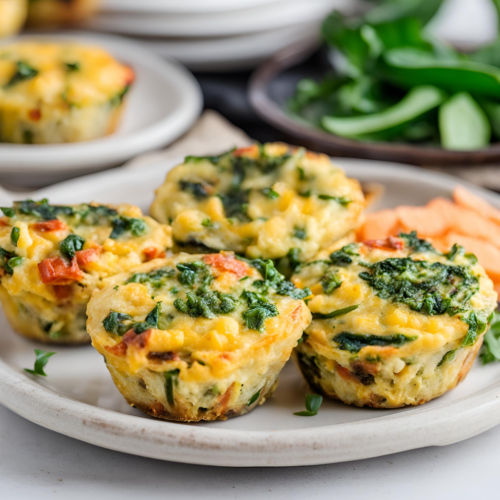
[0, 0, 28, 38]
[27, 0, 97, 27]
[0, 199, 172, 344]
[0, 41, 134, 144]
[292, 232, 498, 408]
[87, 253, 311, 422]
[150, 143, 365, 269]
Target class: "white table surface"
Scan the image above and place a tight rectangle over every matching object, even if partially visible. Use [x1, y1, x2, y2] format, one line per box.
[2, 0, 499, 497]
[0, 400, 498, 499]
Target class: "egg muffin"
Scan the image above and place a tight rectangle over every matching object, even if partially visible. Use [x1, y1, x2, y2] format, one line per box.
[150, 143, 365, 269]
[0, 41, 134, 144]
[27, 0, 98, 27]
[292, 232, 498, 408]
[0, 199, 172, 344]
[87, 252, 312, 422]
[0, 0, 28, 37]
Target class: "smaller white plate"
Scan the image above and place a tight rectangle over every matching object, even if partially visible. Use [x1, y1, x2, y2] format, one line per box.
[0, 32, 203, 187]
[136, 25, 321, 72]
[90, 0, 353, 38]
[100, 0, 282, 14]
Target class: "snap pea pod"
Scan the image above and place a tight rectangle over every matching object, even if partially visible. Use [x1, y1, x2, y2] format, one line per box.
[439, 93, 491, 151]
[382, 48, 500, 98]
[322, 85, 445, 139]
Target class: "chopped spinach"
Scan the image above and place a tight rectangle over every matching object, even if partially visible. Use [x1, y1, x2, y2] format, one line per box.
[110, 216, 146, 239]
[201, 218, 213, 227]
[312, 304, 359, 320]
[1, 207, 15, 217]
[179, 180, 213, 199]
[262, 187, 279, 199]
[329, 244, 359, 266]
[218, 189, 250, 221]
[173, 291, 237, 319]
[241, 290, 279, 332]
[461, 311, 488, 347]
[0, 246, 16, 275]
[10, 227, 20, 246]
[446, 243, 464, 261]
[8, 256, 23, 268]
[333, 332, 417, 353]
[438, 349, 457, 367]
[126, 267, 176, 289]
[317, 194, 352, 206]
[481, 312, 500, 364]
[24, 349, 56, 377]
[247, 389, 261, 406]
[164, 369, 180, 405]
[294, 227, 307, 240]
[359, 257, 479, 317]
[5, 61, 38, 88]
[64, 61, 80, 71]
[74, 205, 118, 226]
[320, 271, 342, 294]
[103, 311, 133, 336]
[176, 261, 212, 290]
[15, 199, 74, 221]
[59, 234, 85, 259]
[399, 231, 435, 253]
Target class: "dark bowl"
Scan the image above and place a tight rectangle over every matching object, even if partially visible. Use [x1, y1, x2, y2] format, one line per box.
[249, 40, 500, 166]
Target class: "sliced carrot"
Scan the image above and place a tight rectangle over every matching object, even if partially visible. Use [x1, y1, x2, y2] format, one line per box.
[359, 210, 399, 240]
[453, 185, 500, 226]
[396, 204, 448, 237]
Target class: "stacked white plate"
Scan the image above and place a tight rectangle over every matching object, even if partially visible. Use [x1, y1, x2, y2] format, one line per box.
[85, 0, 360, 71]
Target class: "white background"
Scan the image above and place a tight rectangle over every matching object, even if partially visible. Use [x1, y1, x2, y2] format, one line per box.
[2, 0, 500, 497]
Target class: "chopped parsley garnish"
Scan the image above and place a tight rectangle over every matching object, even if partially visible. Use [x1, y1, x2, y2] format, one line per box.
[5, 61, 38, 88]
[102, 303, 162, 336]
[262, 187, 279, 199]
[241, 291, 279, 332]
[201, 218, 213, 227]
[164, 369, 180, 405]
[179, 180, 213, 199]
[110, 216, 146, 239]
[294, 394, 323, 417]
[333, 333, 417, 353]
[10, 227, 20, 246]
[176, 261, 212, 289]
[312, 304, 359, 320]
[59, 234, 85, 259]
[64, 61, 80, 71]
[247, 389, 261, 406]
[359, 258, 479, 317]
[0, 246, 16, 275]
[317, 194, 352, 206]
[127, 267, 175, 289]
[1, 207, 15, 217]
[173, 291, 237, 319]
[24, 349, 56, 376]
[481, 313, 500, 364]
[329, 244, 359, 266]
[294, 227, 307, 240]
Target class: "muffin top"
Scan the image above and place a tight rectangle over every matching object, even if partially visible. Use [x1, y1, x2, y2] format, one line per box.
[0, 41, 134, 109]
[292, 232, 498, 359]
[150, 143, 365, 262]
[87, 253, 312, 381]
[0, 198, 172, 301]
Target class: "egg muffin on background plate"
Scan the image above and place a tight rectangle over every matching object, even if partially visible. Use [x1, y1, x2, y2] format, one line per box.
[0, 0, 27, 38]
[0, 41, 134, 144]
[0, 199, 171, 344]
[87, 252, 311, 422]
[292, 232, 498, 408]
[26, 0, 98, 27]
[150, 143, 365, 272]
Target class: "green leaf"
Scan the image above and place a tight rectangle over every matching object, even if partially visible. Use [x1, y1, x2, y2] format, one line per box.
[5, 61, 38, 88]
[262, 187, 280, 199]
[241, 291, 279, 332]
[481, 313, 500, 364]
[24, 349, 56, 376]
[1, 207, 14, 217]
[294, 394, 323, 417]
[110, 216, 146, 239]
[64, 61, 80, 71]
[322, 86, 446, 139]
[439, 93, 491, 151]
[10, 227, 20, 246]
[313, 304, 359, 320]
[333, 332, 417, 353]
[103, 311, 133, 336]
[330, 244, 359, 266]
[317, 194, 352, 206]
[247, 389, 261, 406]
[437, 349, 457, 367]
[8, 256, 23, 268]
[201, 218, 212, 227]
[59, 234, 85, 259]
[174, 291, 238, 319]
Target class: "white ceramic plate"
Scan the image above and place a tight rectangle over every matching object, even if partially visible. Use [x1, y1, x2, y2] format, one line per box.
[135, 25, 321, 72]
[0, 158, 499, 467]
[100, 0, 282, 14]
[0, 33, 202, 187]
[89, 0, 353, 37]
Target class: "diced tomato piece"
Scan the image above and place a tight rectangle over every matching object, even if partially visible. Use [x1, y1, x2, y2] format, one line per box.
[105, 342, 127, 357]
[0, 218, 9, 227]
[38, 257, 84, 285]
[76, 248, 100, 268]
[233, 145, 258, 158]
[29, 109, 42, 121]
[123, 65, 135, 86]
[335, 363, 353, 381]
[202, 253, 249, 278]
[364, 236, 404, 251]
[53, 285, 73, 301]
[142, 247, 166, 261]
[32, 219, 68, 233]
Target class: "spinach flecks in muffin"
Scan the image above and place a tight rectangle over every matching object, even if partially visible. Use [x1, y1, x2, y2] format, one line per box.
[179, 180, 213, 199]
[173, 291, 238, 319]
[126, 267, 176, 289]
[5, 61, 38, 88]
[399, 231, 435, 254]
[329, 244, 359, 266]
[241, 291, 279, 332]
[333, 332, 417, 353]
[60, 234, 85, 259]
[110, 216, 147, 239]
[0, 246, 16, 275]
